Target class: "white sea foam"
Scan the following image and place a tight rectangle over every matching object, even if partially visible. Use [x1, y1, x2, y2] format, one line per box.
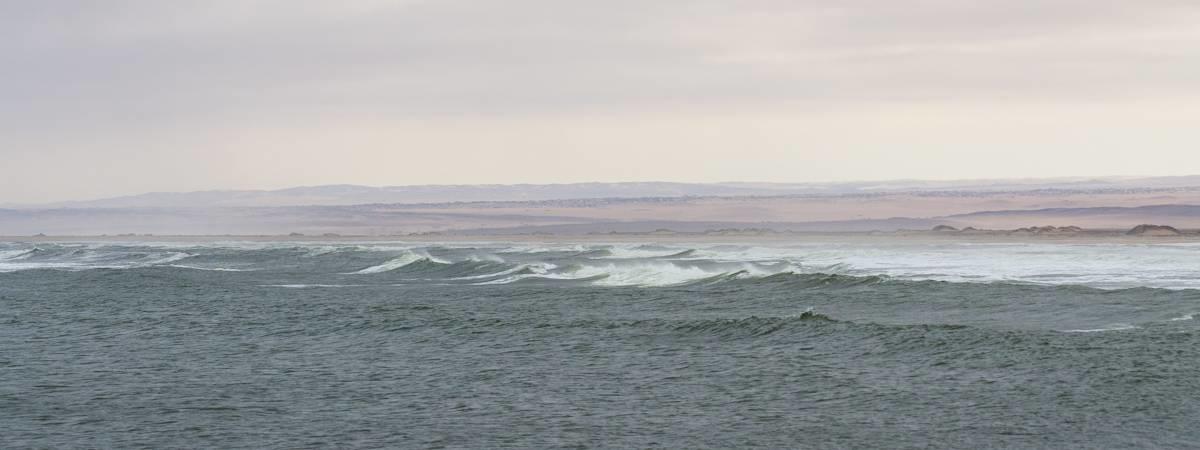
[597, 245, 692, 259]
[5, 240, 1200, 290]
[448, 263, 556, 281]
[351, 251, 449, 274]
[498, 244, 590, 254]
[472, 260, 793, 287]
[0, 262, 86, 272]
[302, 246, 343, 257]
[1061, 324, 1139, 333]
[143, 252, 192, 265]
[264, 284, 366, 288]
[471, 264, 570, 285]
[168, 265, 252, 272]
[1169, 314, 1194, 322]
[751, 242, 1200, 290]
[572, 262, 715, 286]
[466, 253, 506, 263]
[581, 261, 785, 287]
[474, 273, 589, 285]
[0, 249, 35, 261]
[0, 248, 191, 272]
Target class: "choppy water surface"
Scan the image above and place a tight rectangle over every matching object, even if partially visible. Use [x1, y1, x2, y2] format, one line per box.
[2, 240, 1199, 448]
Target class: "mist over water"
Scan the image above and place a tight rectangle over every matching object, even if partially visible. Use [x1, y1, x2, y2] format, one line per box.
[3, 240, 1199, 447]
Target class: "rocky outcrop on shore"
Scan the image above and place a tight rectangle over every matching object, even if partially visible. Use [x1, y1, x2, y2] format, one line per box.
[1012, 225, 1083, 234]
[925, 225, 1088, 234]
[1126, 224, 1181, 236]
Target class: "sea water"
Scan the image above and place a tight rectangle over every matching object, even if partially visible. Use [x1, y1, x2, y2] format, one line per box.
[2, 240, 1198, 448]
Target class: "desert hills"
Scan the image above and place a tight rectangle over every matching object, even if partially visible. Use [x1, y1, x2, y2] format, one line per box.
[4, 177, 1200, 236]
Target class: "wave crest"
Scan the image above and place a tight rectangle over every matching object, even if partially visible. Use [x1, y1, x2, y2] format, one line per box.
[351, 251, 449, 274]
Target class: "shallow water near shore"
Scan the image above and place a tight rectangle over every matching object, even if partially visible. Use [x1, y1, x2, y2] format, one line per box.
[3, 240, 1199, 448]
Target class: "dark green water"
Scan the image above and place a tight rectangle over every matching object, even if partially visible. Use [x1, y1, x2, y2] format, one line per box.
[2, 242, 1198, 448]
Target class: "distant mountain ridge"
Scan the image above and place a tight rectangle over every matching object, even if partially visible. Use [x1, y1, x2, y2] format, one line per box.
[23, 183, 775, 209]
[14, 175, 1200, 209]
[940, 204, 1200, 229]
[946, 204, 1200, 219]
[6, 177, 1200, 236]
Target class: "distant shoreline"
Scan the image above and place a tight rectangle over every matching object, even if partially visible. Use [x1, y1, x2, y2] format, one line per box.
[5, 230, 1200, 244]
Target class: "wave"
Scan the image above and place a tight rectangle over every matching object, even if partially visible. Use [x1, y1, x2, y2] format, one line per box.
[663, 249, 698, 258]
[0, 245, 193, 272]
[662, 309, 837, 337]
[263, 284, 369, 288]
[301, 246, 372, 257]
[1060, 324, 1140, 333]
[446, 263, 556, 281]
[141, 252, 192, 265]
[407, 308, 838, 330]
[5, 242, 1178, 293]
[4, 241, 1199, 291]
[466, 253, 506, 263]
[407, 310, 988, 342]
[455, 260, 888, 288]
[463, 260, 796, 287]
[592, 246, 699, 259]
[473, 269, 598, 285]
[351, 251, 449, 274]
[167, 264, 253, 272]
[0, 248, 37, 261]
[577, 261, 759, 287]
[713, 272, 890, 289]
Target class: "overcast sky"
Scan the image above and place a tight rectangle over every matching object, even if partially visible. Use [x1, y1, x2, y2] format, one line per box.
[4, 0, 1200, 203]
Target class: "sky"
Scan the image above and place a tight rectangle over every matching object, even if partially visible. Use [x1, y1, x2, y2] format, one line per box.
[3, 0, 1200, 203]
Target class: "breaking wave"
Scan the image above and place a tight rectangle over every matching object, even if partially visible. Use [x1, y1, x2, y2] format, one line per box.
[350, 251, 450, 274]
[0, 248, 37, 261]
[2, 241, 1199, 291]
[1060, 324, 1140, 333]
[0, 244, 193, 272]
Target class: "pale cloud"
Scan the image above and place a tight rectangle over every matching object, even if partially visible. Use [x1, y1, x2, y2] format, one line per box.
[3, 1, 1200, 202]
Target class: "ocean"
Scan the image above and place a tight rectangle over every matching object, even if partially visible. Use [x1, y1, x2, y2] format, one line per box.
[2, 240, 1198, 448]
